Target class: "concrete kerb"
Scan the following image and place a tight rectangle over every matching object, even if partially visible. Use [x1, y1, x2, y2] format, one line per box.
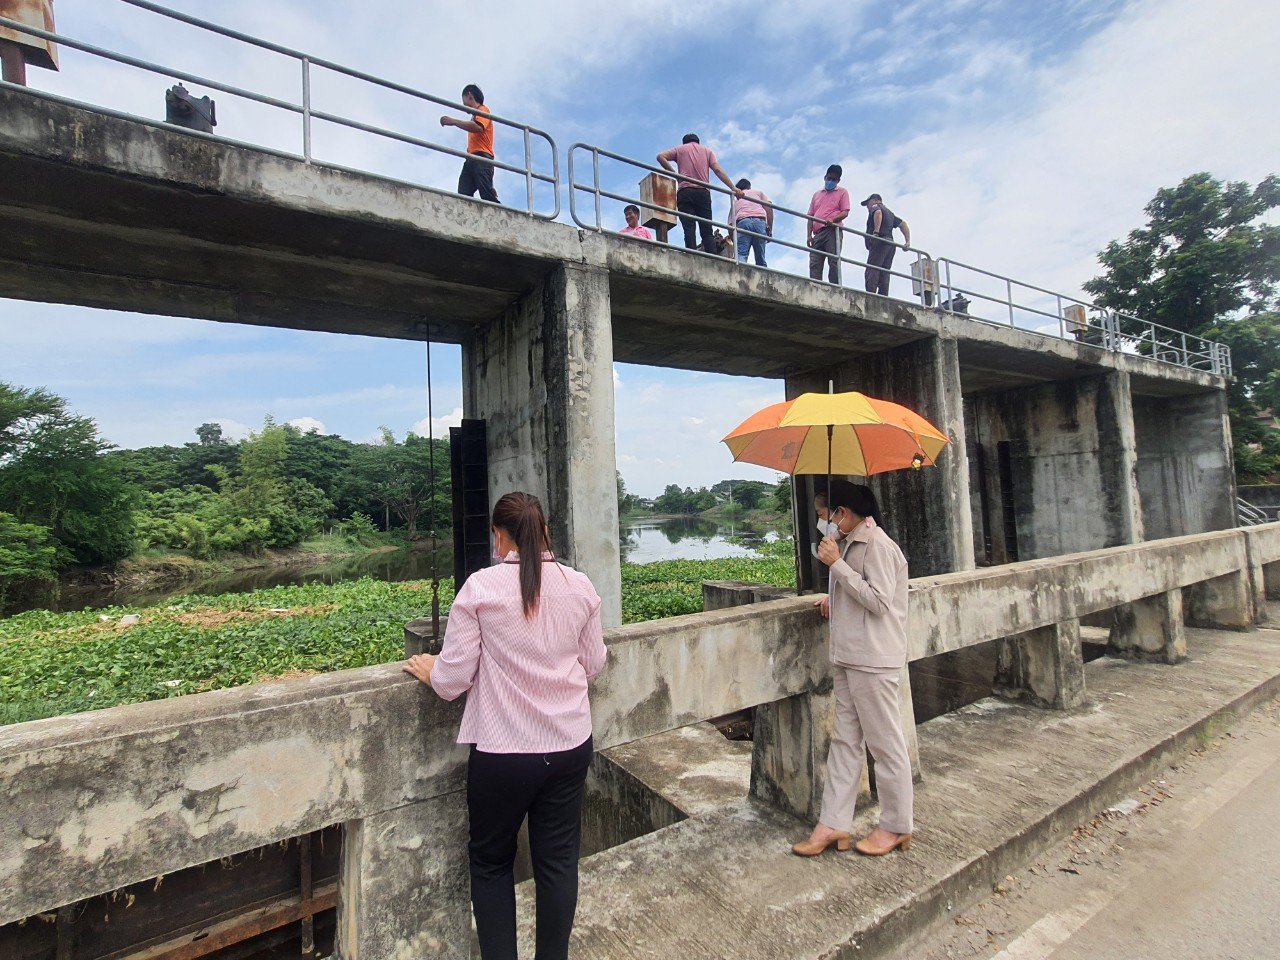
[832, 649, 1280, 960]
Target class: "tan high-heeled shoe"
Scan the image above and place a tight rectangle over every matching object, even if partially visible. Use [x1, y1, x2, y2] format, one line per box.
[854, 831, 912, 856]
[791, 831, 852, 857]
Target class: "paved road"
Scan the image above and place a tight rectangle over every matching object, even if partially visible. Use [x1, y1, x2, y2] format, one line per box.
[902, 698, 1280, 960]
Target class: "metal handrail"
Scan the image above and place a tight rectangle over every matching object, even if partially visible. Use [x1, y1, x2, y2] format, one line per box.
[0, 3, 560, 218]
[568, 142, 936, 306]
[1237, 497, 1270, 527]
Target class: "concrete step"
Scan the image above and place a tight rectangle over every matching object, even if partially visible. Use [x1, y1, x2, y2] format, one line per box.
[516, 623, 1280, 959]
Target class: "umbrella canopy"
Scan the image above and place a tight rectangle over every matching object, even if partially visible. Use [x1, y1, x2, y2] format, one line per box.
[722, 391, 950, 476]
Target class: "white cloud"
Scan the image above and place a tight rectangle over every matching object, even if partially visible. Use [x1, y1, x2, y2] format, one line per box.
[216, 418, 254, 441]
[287, 416, 326, 434]
[411, 406, 464, 437]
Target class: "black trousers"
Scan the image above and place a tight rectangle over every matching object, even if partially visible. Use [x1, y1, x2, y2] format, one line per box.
[467, 736, 593, 960]
[459, 152, 500, 203]
[809, 226, 840, 283]
[676, 186, 714, 252]
[865, 240, 896, 295]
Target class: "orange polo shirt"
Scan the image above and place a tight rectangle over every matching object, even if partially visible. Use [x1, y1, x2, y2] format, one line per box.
[467, 105, 494, 156]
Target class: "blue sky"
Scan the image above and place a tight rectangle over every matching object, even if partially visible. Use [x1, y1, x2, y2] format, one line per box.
[2, 0, 1277, 496]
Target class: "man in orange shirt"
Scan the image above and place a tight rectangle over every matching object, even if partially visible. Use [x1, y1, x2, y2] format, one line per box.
[441, 84, 499, 204]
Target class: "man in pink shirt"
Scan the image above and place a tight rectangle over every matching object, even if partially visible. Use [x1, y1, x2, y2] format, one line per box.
[807, 164, 852, 283]
[618, 203, 654, 240]
[657, 133, 741, 253]
[730, 178, 773, 266]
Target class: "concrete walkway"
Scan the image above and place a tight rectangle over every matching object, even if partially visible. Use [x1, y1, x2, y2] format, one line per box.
[516, 622, 1280, 959]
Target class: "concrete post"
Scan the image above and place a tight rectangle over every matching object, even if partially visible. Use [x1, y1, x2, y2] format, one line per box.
[1108, 590, 1186, 664]
[994, 619, 1086, 710]
[336, 794, 471, 959]
[750, 683, 837, 823]
[1266, 563, 1280, 602]
[1184, 569, 1256, 631]
[836, 336, 975, 577]
[462, 263, 622, 625]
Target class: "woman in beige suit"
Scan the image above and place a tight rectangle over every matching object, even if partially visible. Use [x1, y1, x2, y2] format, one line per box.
[792, 479, 913, 858]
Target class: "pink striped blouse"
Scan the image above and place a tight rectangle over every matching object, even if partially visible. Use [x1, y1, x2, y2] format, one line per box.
[429, 554, 607, 753]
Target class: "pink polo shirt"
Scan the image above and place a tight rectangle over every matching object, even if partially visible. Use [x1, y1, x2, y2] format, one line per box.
[808, 186, 851, 230]
[620, 224, 654, 240]
[732, 188, 771, 222]
[430, 554, 606, 753]
[661, 141, 717, 190]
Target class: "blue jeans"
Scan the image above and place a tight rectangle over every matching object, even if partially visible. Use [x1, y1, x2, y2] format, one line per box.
[736, 217, 768, 266]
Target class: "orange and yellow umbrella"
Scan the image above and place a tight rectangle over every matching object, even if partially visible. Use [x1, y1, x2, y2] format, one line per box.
[722, 391, 950, 477]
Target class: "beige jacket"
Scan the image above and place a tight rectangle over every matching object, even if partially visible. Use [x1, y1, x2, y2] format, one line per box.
[827, 518, 909, 669]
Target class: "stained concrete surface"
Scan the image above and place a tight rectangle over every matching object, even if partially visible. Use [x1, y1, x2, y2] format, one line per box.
[514, 621, 1280, 959]
[899, 693, 1280, 960]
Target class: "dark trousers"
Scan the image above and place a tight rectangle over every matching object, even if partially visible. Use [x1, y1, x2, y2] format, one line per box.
[677, 186, 714, 252]
[865, 240, 896, 295]
[459, 152, 500, 203]
[809, 226, 840, 283]
[467, 736, 593, 960]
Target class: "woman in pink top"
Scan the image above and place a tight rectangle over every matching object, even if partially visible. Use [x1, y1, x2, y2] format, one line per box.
[404, 491, 606, 960]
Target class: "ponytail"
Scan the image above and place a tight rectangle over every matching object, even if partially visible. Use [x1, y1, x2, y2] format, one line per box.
[492, 492, 554, 617]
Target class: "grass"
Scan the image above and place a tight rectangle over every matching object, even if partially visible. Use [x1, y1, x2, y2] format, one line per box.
[0, 555, 795, 726]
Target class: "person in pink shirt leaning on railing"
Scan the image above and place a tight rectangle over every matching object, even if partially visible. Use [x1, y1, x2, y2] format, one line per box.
[404, 491, 607, 960]
[807, 164, 852, 284]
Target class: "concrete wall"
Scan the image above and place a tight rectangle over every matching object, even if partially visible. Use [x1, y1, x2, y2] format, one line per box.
[7, 523, 1276, 956]
[966, 372, 1142, 562]
[462, 262, 622, 626]
[1134, 391, 1237, 539]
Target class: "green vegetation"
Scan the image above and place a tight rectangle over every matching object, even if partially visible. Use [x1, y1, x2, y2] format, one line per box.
[0, 554, 796, 726]
[651, 478, 786, 515]
[1085, 172, 1280, 482]
[0, 384, 450, 612]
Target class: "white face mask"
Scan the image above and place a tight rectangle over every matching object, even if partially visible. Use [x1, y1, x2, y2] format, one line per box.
[816, 519, 838, 538]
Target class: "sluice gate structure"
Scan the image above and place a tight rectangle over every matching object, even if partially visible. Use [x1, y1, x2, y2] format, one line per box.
[0, 5, 1263, 957]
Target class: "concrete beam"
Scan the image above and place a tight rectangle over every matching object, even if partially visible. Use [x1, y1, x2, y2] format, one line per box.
[1109, 590, 1186, 663]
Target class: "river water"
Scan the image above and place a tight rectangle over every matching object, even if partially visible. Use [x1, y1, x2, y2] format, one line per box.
[28, 518, 785, 613]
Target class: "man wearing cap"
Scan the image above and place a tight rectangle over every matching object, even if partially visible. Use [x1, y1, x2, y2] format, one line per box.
[807, 165, 851, 283]
[862, 193, 910, 296]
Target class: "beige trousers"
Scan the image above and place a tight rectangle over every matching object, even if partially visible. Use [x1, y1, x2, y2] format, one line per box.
[819, 665, 914, 835]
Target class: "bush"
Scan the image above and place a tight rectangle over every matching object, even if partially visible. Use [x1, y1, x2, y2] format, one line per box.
[0, 512, 61, 613]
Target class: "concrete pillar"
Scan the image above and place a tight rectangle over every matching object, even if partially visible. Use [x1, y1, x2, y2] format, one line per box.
[1184, 569, 1256, 631]
[750, 684, 836, 824]
[336, 794, 470, 960]
[837, 336, 975, 577]
[1108, 590, 1186, 663]
[1266, 562, 1280, 602]
[462, 263, 622, 625]
[1133, 389, 1236, 540]
[994, 619, 1086, 710]
[967, 372, 1142, 561]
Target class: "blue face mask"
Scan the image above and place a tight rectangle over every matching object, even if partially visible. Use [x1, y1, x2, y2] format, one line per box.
[824, 179, 838, 191]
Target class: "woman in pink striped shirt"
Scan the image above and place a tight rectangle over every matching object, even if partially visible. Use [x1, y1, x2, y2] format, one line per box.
[404, 491, 606, 960]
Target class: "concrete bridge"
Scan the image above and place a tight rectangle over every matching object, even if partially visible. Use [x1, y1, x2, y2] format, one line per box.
[3, 524, 1279, 958]
[0, 88, 1239, 629]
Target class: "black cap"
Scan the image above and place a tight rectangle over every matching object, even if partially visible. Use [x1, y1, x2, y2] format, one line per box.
[860, 193, 883, 206]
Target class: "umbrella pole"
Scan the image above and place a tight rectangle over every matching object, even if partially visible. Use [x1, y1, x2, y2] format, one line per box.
[826, 424, 833, 529]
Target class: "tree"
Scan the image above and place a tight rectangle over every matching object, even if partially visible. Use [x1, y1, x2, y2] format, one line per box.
[342, 429, 448, 539]
[0, 511, 60, 612]
[1083, 173, 1280, 334]
[1085, 173, 1280, 483]
[0, 382, 136, 564]
[195, 422, 226, 446]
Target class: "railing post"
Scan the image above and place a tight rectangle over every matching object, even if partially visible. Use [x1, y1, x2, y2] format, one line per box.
[523, 127, 534, 215]
[591, 147, 602, 230]
[1006, 278, 1015, 326]
[301, 57, 312, 162]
